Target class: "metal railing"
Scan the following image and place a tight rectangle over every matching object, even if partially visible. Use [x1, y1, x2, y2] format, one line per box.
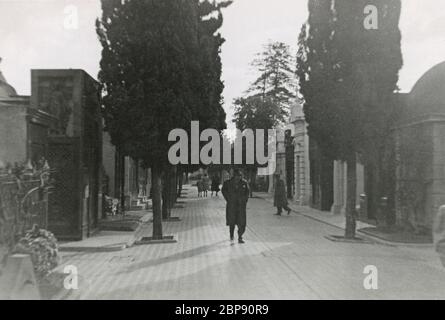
[0, 160, 52, 263]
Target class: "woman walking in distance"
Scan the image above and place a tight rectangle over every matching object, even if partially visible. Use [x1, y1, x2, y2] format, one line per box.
[273, 174, 291, 215]
[197, 179, 203, 197]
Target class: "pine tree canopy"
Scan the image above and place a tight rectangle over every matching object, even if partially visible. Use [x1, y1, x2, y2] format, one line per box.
[248, 41, 297, 116]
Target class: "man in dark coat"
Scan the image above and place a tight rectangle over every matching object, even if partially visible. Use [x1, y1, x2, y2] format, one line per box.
[222, 169, 250, 244]
[211, 175, 220, 197]
[274, 174, 291, 215]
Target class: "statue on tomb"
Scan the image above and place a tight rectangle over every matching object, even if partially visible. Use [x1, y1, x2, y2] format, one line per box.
[47, 81, 73, 134]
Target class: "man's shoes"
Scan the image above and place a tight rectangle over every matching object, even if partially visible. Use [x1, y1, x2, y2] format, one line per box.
[274, 213, 281, 216]
[238, 238, 245, 244]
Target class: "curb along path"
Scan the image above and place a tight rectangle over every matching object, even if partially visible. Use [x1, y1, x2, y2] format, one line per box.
[50, 186, 445, 300]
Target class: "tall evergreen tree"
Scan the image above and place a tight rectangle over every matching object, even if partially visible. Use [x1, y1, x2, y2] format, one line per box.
[97, 0, 201, 239]
[332, 0, 403, 230]
[163, 0, 232, 219]
[297, 0, 339, 158]
[97, 0, 231, 234]
[297, 0, 403, 238]
[353, 0, 403, 226]
[195, 0, 232, 131]
[175, 0, 232, 193]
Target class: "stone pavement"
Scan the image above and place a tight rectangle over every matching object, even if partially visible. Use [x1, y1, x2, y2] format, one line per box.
[50, 186, 445, 300]
[256, 192, 433, 246]
[256, 192, 375, 233]
[58, 211, 151, 253]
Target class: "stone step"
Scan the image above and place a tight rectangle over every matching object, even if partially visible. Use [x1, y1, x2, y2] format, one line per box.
[128, 206, 145, 211]
[0, 254, 41, 300]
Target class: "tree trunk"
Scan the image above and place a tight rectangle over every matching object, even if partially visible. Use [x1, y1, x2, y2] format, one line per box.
[176, 167, 180, 197]
[151, 164, 163, 240]
[162, 166, 176, 219]
[345, 153, 357, 239]
[184, 169, 189, 184]
[162, 171, 170, 220]
[170, 166, 177, 207]
[177, 167, 184, 199]
[168, 166, 177, 208]
[120, 153, 126, 216]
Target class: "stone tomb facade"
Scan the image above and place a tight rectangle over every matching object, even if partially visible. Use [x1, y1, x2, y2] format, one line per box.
[270, 103, 311, 205]
[287, 103, 311, 205]
[267, 62, 445, 236]
[0, 68, 56, 165]
[31, 70, 103, 240]
[1, 67, 102, 240]
[395, 62, 445, 233]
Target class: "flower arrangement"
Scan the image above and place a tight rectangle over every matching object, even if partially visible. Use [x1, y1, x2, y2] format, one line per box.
[104, 195, 120, 216]
[13, 225, 59, 279]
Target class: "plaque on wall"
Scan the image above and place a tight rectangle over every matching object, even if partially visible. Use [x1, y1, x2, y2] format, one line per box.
[37, 77, 74, 135]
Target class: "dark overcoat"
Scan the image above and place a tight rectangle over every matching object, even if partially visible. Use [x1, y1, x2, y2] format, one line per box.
[211, 177, 220, 192]
[273, 179, 288, 207]
[222, 178, 250, 227]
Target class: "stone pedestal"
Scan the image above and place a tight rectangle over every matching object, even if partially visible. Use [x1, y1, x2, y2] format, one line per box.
[331, 161, 346, 215]
[331, 160, 365, 215]
[0, 254, 41, 300]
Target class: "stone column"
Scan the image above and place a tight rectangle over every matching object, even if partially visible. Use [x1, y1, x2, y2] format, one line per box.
[342, 161, 348, 215]
[394, 129, 403, 227]
[431, 122, 445, 228]
[331, 160, 345, 215]
[302, 131, 311, 206]
[356, 163, 365, 215]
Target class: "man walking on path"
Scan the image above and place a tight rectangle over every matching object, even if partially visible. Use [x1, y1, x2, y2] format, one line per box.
[274, 174, 291, 216]
[211, 174, 220, 197]
[197, 179, 203, 197]
[222, 169, 250, 244]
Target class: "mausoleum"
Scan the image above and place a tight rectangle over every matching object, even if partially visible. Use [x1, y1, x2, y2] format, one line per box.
[395, 61, 445, 233]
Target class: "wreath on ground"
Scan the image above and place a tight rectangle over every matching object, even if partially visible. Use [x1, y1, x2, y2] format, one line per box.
[13, 225, 59, 279]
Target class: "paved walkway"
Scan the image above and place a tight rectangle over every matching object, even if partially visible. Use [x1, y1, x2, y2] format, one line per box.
[52, 186, 445, 300]
[256, 192, 434, 246]
[255, 192, 375, 232]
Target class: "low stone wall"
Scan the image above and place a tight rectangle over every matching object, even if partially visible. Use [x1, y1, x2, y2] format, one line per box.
[395, 116, 445, 233]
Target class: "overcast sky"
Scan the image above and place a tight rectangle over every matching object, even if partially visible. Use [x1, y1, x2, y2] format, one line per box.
[1, 0, 444, 130]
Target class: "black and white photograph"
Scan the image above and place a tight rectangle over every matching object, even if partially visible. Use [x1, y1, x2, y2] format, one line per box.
[0, 0, 445, 305]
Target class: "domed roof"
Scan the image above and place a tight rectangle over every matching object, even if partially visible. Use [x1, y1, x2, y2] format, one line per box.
[409, 61, 445, 115]
[0, 58, 17, 98]
[0, 73, 17, 98]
